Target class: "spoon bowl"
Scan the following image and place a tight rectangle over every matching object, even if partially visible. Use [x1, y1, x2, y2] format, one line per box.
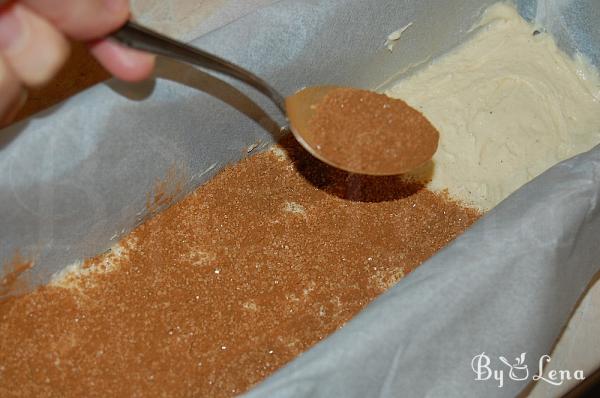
[286, 86, 439, 176]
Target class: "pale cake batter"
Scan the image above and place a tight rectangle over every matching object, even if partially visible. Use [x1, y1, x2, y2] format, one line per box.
[386, 3, 600, 210]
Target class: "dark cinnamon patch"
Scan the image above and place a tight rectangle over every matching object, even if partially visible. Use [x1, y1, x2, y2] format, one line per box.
[146, 166, 186, 213]
[0, 251, 33, 299]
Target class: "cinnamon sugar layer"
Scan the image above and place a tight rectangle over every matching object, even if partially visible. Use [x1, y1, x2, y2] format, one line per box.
[0, 137, 479, 397]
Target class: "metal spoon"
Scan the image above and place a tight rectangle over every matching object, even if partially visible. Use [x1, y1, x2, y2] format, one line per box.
[110, 23, 362, 168]
[111, 22, 431, 176]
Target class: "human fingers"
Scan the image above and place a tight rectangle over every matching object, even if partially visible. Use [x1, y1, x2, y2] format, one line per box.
[23, 0, 155, 81]
[21, 0, 129, 41]
[0, 3, 70, 86]
[89, 38, 155, 82]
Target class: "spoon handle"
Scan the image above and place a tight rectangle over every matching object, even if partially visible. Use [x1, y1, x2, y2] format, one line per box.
[110, 21, 287, 114]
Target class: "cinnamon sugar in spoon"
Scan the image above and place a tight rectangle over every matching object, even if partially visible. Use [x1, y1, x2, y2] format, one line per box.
[112, 22, 438, 176]
[286, 86, 438, 175]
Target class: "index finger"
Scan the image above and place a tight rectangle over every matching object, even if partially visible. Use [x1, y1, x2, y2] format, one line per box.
[21, 0, 130, 40]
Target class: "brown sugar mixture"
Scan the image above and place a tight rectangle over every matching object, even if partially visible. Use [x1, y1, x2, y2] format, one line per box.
[0, 137, 479, 397]
[306, 87, 439, 175]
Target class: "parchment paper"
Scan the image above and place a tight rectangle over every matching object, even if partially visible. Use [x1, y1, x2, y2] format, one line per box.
[0, 0, 598, 397]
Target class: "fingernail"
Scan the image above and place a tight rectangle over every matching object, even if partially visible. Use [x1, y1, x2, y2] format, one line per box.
[0, 7, 22, 51]
[103, 0, 128, 14]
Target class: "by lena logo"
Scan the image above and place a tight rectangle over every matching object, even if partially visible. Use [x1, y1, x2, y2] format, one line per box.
[471, 352, 585, 388]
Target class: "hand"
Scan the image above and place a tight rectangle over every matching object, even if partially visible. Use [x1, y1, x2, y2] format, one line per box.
[0, 0, 155, 126]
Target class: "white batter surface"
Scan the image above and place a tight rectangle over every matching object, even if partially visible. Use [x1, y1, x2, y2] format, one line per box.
[386, 3, 600, 210]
